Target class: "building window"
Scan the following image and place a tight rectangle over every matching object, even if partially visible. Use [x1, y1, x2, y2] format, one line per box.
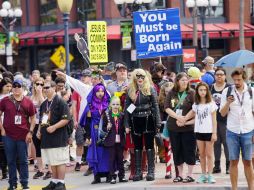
[213, 0, 224, 17]
[9, 0, 21, 6]
[40, 0, 57, 26]
[150, 0, 166, 9]
[77, 0, 96, 22]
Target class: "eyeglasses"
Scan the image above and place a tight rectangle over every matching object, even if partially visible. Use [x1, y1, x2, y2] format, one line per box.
[43, 86, 51, 90]
[13, 84, 22, 88]
[36, 83, 44, 86]
[215, 73, 225, 76]
[136, 74, 145, 80]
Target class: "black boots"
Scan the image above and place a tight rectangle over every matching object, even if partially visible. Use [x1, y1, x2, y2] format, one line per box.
[91, 174, 101, 184]
[226, 161, 230, 174]
[133, 150, 143, 181]
[146, 149, 155, 181]
[212, 160, 221, 174]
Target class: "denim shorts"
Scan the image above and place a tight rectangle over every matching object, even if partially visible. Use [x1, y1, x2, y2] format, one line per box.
[226, 130, 253, 161]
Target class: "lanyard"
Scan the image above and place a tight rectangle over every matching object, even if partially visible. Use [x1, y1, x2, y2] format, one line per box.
[10, 95, 23, 114]
[234, 89, 245, 107]
[114, 117, 119, 134]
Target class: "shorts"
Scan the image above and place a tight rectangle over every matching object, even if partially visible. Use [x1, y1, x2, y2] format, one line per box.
[75, 125, 86, 146]
[170, 131, 196, 166]
[226, 130, 253, 161]
[41, 146, 69, 166]
[195, 133, 212, 141]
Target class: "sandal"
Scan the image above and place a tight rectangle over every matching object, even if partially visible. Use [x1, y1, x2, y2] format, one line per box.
[183, 176, 195, 183]
[173, 176, 183, 183]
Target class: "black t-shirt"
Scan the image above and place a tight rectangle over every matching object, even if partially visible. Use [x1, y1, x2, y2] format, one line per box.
[40, 95, 71, 149]
[211, 83, 230, 123]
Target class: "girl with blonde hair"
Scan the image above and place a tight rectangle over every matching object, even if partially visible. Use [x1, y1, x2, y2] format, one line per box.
[125, 68, 161, 181]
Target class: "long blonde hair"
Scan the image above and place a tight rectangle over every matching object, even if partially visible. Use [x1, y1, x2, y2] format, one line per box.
[128, 69, 152, 102]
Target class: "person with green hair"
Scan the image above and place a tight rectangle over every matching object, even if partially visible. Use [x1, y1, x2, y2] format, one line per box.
[102, 96, 128, 184]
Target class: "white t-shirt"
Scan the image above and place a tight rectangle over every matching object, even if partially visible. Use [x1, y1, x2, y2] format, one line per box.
[192, 102, 217, 133]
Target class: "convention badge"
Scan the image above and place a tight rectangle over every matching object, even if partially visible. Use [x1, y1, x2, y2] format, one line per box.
[127, 103, 136, 114]
[171, 99, 175, 107]
[176, 109, 183, 116]
[115, 134, 120, 143]
[14, 115, 22, 125]
[41, 113, 49, 124]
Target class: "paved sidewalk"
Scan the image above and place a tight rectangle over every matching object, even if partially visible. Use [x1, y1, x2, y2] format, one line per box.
[0, 155, 251, 190]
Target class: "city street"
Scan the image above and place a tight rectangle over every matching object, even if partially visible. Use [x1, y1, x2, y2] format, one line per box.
[0, 155, 249, 190]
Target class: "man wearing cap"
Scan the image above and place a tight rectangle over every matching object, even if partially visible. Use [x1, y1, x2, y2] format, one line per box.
[0, 79, 36, 190]
[72, 69, 92, 172]
[201, 56, 215, 86]
[107, 63, 128, 96]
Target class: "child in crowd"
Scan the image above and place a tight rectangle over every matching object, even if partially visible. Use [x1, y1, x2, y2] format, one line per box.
[102, 96, 128, 184]
[158, 81, 176, 179]
[80, 83, 111, 184]
[185, 82, 217, 184]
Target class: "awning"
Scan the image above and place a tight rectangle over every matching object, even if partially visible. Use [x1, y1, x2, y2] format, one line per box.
[181, 23, 254, 39]
[19, 25, 120, 46]
[19, 23, 254, 46]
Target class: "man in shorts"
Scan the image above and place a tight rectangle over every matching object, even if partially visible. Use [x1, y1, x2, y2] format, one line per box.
[220, 69, 254, 190]
[40, 81, 71, 190]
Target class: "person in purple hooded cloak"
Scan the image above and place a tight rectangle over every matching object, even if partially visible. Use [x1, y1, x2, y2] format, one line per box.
[79, 83, 111, 184]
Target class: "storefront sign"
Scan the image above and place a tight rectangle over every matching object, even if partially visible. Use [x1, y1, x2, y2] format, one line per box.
[120, 20, 132, 50]
[133, 8, 183, 59]
[50, 45, 74, 69]
[182, 48, 197, 71]
[87, 21, 108, 63]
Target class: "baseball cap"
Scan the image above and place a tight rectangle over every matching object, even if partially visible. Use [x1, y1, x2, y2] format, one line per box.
[202, 56, 214, 65]
[104, 62, 115, 72]
[115, 63, 127, 71]
[13, 78, 23, 86]
[81, 69, 92, 77]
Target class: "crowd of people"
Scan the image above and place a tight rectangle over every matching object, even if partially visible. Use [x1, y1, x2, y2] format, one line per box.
[0, 56, 253, 190]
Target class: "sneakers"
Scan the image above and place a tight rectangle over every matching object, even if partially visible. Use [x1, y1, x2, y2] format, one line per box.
[22, 186, 30, 190]
[54, 182, 66, 190]
[196, 174, 207, 183]
[207, 174, 216, 184]
[75, 162, 81, 171]
[43, 171, 52, 180]
[33, 171, 44, 179]
[42, 181, 56, 190]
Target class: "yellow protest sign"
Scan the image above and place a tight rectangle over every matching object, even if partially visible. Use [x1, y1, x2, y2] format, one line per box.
[50, 45, 74, 69]
[87, 21, 108, 63]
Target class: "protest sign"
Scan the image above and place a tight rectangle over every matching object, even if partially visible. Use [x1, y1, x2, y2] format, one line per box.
[87, 21, 108, 63]
[133, 8, 183, 59]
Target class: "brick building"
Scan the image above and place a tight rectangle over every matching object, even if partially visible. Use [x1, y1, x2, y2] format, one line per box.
[1, 0, 254, 73]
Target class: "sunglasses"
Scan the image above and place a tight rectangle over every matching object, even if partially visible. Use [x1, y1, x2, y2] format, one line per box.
[36, 83, 44, 86]
[13, 84, 22, 88]
[43, 86, 51, 90]
[136, 74, 145, 80]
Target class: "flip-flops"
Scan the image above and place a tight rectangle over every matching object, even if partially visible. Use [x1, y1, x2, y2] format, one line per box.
[173, 176, 183, 183]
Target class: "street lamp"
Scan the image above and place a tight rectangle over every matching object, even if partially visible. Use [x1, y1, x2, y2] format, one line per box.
[114, 0, 153, 18]
[57, 0, 73, 76]
[186, 0, 219, 59]
[0, 1, 22, 72]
